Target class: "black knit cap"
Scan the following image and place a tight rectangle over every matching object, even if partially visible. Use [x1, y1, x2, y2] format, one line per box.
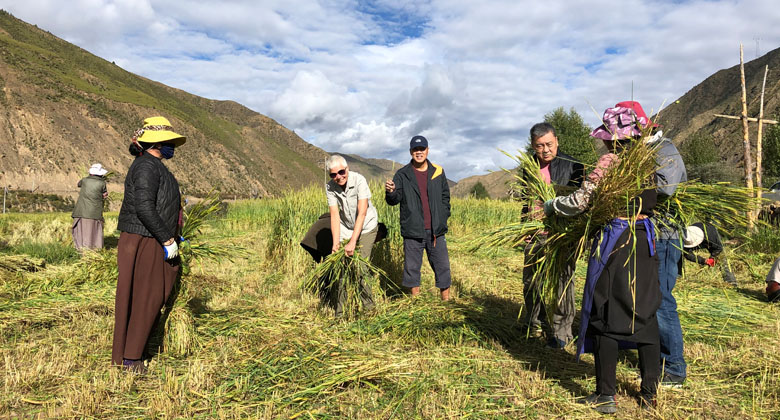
[410, 135, 428, 149]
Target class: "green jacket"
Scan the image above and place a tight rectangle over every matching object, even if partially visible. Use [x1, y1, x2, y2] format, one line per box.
[72, 175, 106, 220]
[385, 160, 451, 239]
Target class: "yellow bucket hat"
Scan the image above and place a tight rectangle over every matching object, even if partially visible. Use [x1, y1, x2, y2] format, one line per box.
[134, 116, 186, 147]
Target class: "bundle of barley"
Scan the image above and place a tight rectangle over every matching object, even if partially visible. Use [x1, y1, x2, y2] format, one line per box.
[477, 138, 757, 321]
[0, 255, 46, 273]
[71, 248, 117, 284]
[656, 182, 762, 237]
[164, 191, 228, 356]
[303, 245, 389, 320]
[475, 137, 664, 316]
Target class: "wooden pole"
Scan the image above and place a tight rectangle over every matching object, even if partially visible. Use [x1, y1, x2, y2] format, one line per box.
[713, 114, 777, 124]
[756, 65, 769, 194]
[739, 44, 755, 228]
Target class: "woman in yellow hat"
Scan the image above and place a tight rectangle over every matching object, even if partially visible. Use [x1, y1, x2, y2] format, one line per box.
[112, 116, 186, 373]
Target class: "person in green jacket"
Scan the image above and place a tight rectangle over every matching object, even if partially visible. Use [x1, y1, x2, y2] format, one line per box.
[72, 163, 109, 251]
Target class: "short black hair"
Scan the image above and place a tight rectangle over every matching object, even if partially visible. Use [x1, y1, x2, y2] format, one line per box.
[530, 122, 556, 142]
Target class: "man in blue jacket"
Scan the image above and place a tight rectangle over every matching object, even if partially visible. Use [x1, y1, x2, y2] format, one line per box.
[385, 135, 452, 300]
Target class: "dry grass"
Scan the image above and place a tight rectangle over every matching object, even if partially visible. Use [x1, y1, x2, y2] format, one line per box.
[1, 188, 779, 419]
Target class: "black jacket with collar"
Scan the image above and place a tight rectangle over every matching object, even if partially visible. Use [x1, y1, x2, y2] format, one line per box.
[385, 160, 450, 239]
[526, 151, 584, 188]
[521, 151, 584, 211]
[117, 153, 181, 243]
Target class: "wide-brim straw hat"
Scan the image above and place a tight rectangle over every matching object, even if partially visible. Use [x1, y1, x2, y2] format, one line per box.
[683, 225, 705, 248]
[136, 116, 186, 147]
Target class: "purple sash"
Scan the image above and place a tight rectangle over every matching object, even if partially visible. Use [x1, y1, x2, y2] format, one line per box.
[576, 218, 656, 359]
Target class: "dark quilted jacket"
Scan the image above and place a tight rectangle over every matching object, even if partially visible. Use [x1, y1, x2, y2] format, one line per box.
[385, 160, 450, 239]
[117, 153, 181, 243]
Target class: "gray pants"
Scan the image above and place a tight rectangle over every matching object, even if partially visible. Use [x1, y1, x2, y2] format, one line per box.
[72, 217, 104, 251]
[402, 231, 452, 289]
[331, 227, 377, 315]
[522, 241, 576, 342]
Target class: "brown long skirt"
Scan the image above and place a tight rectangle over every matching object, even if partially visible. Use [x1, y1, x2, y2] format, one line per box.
[111, 232, 179, 366]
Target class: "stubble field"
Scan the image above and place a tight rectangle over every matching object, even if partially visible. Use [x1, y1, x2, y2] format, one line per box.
[1, 185, 779, 419]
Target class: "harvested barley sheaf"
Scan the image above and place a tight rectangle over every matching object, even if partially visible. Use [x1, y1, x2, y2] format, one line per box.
[303, 246, 391, 319]
[478, 137, 758, 322]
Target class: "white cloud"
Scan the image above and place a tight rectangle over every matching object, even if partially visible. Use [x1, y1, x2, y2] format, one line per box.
[2, 0, 780, 180]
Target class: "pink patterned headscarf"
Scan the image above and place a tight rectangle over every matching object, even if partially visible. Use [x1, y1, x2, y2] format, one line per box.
[589, 106, 649, 141]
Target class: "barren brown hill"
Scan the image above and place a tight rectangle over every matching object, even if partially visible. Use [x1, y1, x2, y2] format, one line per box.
[656, 45, 780, 165]
[450, 170, 514, 199]
[0, 11, 396, 200]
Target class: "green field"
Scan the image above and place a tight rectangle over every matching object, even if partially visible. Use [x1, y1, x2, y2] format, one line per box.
[1, 186, 779, 419]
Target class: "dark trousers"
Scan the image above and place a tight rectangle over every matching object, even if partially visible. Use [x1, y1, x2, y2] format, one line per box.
[522, 241, 576, 342]
[112, 232, 178, 365]
[402, 230, 452, 289]
[593, 325, 661, 397]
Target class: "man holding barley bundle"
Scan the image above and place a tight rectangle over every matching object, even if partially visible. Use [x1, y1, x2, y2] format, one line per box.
[543, 102, 665, 413]
[323, 154, 377, 316]
[521, 122, 584, 348]
[385, 135, 452, 300]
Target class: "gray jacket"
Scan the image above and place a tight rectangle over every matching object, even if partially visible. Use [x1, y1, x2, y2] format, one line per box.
[653, 138, 687, 240]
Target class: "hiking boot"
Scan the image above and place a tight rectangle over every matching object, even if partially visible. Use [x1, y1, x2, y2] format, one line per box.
[660, 372, 685, 388]
[577, 393, 617, 414]
[638, 393, 656, 411]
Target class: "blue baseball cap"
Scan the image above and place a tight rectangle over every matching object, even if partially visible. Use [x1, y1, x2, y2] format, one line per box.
[410, 135, 428, 149]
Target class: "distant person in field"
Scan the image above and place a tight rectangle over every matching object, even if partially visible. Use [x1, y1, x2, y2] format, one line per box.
[544, 103, 664, 413]
[520, 122, 584, 348]
[385, 135, 452, 300]
[71, 163, 109, 252]
[300, 155, 378, 316]
[764, 257, 780, 302]
[112, 116, 186, 373]
[681, 222, 737, 284]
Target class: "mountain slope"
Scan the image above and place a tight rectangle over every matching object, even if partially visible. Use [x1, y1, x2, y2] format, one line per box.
[0, 10, 396, 198]
[656, 46, 780, 165]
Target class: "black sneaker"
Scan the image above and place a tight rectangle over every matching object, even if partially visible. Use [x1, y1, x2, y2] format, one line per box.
[660, 372, 685, 388]
[577, 393, 617, 414]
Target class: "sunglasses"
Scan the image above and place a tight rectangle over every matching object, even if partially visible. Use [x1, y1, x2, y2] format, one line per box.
[329, 169, 347, 178]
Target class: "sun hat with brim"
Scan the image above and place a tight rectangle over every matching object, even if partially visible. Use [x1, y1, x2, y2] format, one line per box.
[590, 106, 650, 141]
[683, 225, 705, 248]
[615, 101, 659, 128]
[88, 163, 108, 176]
[134, 116, 186, 147]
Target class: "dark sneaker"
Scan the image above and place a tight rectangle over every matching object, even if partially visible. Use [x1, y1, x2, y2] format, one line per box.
[661, 372, 685, 388]
[577, 393, 617, 414]
[546, 337, 568, 349]
[639, 393, 657, 411]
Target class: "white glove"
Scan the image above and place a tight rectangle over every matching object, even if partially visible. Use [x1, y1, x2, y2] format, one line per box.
[163, 241, 179, 260]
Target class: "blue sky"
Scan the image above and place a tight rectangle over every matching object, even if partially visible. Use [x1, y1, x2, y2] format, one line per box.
[2, 0, 780, 180]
